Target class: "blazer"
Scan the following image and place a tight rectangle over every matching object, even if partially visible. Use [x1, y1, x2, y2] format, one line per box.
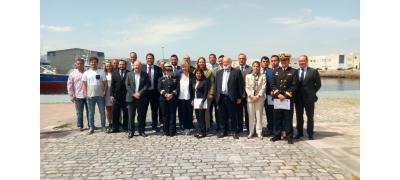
[125, 71, 150, 103]
[110, 69, 130, 100]
[214, 67, 244, 105]
[158, 76, 180, 102]
[265, 68, 274, 94]
[177, 72, 195, 101]
[271, 67, 298, 100]
[193, 79, 209, 103]
[141, 64, 163, 92]
[236, 64, 252, 97]
[245, 73, 267, 103]
[295, 67, 321, 104]
[172, 65, 181, 78]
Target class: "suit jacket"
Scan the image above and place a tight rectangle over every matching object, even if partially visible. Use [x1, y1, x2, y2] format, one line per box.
[265, 68, 274, 94]
[172, 65, 181, 78]
[125, 71, 150, 103]
[141, 64, 163, 92]
[177, 72, 195, 101]
[193, 79, 208, 103]
[295, 67, 321, 104]
[271, 67, 298, 100]
[236, 65, 252, 97]
[214, 67, 244, 105]
[158, 76, 180, 102]
[245, 73, 267, 103]
[110, 69, 130, 100]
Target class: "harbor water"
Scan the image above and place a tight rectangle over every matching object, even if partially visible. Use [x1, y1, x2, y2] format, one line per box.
[40, 78, 360, 104]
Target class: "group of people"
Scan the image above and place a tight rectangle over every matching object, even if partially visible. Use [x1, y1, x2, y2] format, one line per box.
[67, 51, 321, 144]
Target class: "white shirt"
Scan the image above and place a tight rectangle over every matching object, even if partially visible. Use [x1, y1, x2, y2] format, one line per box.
[179, 76, 190, 100]
[146, 65, 155, 90]
[222, 69, 230, 94]
[134, 72, 140, 93]
[82, 69, 106, 97]
[299, 67, 308, 81]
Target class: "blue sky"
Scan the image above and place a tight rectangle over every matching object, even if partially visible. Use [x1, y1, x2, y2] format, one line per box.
[41, 0, 359, 61]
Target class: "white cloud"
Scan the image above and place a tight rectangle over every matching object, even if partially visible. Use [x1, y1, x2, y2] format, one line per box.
[270, 15, 359, 29]
[112, 17, 214, 46]
[40, 25, 74, 32]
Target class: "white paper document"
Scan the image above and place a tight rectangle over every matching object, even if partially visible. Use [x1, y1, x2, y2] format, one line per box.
[267, 95, 274, 105]
[194, 98, 208, 109]
[273, 99, 290, 110]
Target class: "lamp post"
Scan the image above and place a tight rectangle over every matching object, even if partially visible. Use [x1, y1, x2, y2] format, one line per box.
[161, 46, 165, 60]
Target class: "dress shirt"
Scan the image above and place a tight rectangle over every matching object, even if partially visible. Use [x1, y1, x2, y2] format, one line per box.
[146, 65, 155, 90]
[67, 69, 85, 98]
[222, 69, 230, 94]
[134, 72, 140, 93]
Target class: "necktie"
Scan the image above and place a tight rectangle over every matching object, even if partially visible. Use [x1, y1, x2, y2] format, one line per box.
[120, 70, 124, 78]
[148, 65, 152, 79]
[241, 66, 244, 72]
[300, 68, 305, 82]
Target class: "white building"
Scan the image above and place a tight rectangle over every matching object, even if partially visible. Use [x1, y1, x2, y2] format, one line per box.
[308, 52, 360, 70]
[47, 48, 105, 74]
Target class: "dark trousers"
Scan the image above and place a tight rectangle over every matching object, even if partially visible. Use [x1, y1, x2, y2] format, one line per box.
[209, 99, 220, 129]
[238, 97, 249, 132]
[218, 95, 240, 134]
[295, 101, 315, 136]
[160, 99, 177, 136]
[264, 99, 274, 131]
[144, 90, 160, 129]
[112, 98, 128, 131]
[178, 99, 194, 129]
[127, 100, 146, 134]
[273, 102, 294, 138]
[195, 109, 206, 134]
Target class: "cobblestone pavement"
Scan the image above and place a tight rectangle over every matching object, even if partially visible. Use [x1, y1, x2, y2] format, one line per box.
[41, 99, 358, 179]
[41, 132, 353, 179]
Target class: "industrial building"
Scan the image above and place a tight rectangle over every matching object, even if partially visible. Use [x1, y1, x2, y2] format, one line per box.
[47, 48, 105, 74]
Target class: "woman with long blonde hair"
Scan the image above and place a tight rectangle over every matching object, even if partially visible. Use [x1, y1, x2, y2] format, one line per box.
[104, 61, 113, 129]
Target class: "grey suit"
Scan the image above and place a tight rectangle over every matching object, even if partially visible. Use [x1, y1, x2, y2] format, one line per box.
[236, 65, 252, 132]
[125, 71, 150, 133]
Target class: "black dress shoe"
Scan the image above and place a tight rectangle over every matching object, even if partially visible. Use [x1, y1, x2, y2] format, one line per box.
[217, 133, 227, 138]
[128, 133, 134, 139]
[107, 129, 120, 133]
[288, 137, 294, 144]
[197, 134, 206, 139]
[294, 134, 304, 139]
[308, 135, 314, 140]
[194, 134, 200, 138]
[233, 133, 239, 139]
[139, 132, 147, 137]
[270, 136, 281, 142]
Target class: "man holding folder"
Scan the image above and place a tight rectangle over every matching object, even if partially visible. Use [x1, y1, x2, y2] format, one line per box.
[270, 52, 298, 144]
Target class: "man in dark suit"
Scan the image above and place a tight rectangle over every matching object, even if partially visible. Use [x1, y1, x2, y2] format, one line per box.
[170, 54, 181, 78]
[108, 60, 130, 133]
[270, 52, 298, 144]
[264, 55, 279, 136]
[294, 55, 321, 140]
[142, 53, 163, 132]
[214, 56, 244, 139]
[236, 53, 252, 133]
[125, 61, 150, 138]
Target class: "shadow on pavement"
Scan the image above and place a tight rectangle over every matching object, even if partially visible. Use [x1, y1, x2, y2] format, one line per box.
[40, 129, 74, 139]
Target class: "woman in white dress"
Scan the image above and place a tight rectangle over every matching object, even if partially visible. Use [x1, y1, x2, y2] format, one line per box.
[245, 61, 266, 139]
[104, 61, 113, 129]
